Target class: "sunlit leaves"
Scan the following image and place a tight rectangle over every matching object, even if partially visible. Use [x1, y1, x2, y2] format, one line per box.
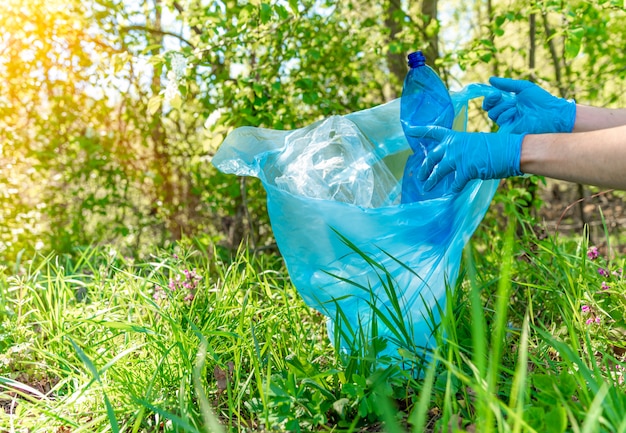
[260, 3, 272, 23]
[564, 27, 585, 59]
[3, 0, 626, 264]
[147, 95, 162, 116]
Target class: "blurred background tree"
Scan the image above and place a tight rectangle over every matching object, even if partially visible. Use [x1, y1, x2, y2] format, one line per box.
[1, 0, 625, 265]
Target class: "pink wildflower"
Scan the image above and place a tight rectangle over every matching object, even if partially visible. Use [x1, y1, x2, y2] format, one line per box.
[601, 281, 611, 291]
[585, 318, 594, 325]
[595, 317, 601, 324]
[598, 268, 609, 278]
[581, 305, 591, 314]
[587, 246, 599, 260]
[153, 285, 166, 301]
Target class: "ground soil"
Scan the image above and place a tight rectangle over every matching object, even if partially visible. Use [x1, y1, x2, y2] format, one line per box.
[536, 180, 626, 254]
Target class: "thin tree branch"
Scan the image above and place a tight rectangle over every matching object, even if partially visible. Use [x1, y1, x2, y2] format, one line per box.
[541, 13, 564, 97]
[121, 25, 195, 48]
[172, 1, 202, 35]
[555, 189, 614, 234]
[529, 10, 536, 79]
[487, 0, 499, 77]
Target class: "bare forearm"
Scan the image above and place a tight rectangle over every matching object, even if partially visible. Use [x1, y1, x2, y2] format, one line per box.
[574, 105, 626, 132]
[520, 125, 626, 190]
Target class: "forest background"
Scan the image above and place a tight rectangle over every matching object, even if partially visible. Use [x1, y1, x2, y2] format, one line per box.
[3, 1, 626, 431]
[2, 0, 626, 264]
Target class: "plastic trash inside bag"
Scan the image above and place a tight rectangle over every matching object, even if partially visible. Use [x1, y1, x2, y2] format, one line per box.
[212, 83, 499, 367]
[272, 115, 401, 208]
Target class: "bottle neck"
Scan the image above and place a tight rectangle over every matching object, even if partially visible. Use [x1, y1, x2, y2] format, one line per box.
[407, 51, 426, 68]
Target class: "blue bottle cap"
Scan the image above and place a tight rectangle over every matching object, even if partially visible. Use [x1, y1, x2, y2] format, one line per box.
[407, 51, 426, 68]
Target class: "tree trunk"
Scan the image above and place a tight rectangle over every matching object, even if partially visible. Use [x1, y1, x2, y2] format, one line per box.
[421, 0, 440, 73]
[148, 0, 181, 241]
[519, 4, 539, 229]
[543, 10, 588, 235]
[384, 0, 407, 99]
[487, 0, 499, 77]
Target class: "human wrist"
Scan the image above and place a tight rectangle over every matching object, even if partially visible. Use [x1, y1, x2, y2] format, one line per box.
[519, 133, 556, 175]
[560, 99, 576, 133]
[484, 132, 525, 179]
[519, 134, 535, 174]
[508, 133, 526, 176]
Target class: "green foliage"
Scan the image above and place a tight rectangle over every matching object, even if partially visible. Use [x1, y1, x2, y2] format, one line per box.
[2, 215, 626, 431]
[524, 372, 574, 433]
[3, 0, 626, 431]
[0, 0, 413, 263]
[2, 0, 626, 264]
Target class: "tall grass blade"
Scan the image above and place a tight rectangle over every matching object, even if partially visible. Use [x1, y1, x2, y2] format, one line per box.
[131, 398, 199, 432]
[409, 350, 438, 433]
[193, 338, 225, 433]
[0, 376, 50, 401]
[509, 313, 530, 433]
[69, 338, 120, 433]
[580, 383, 608, 433]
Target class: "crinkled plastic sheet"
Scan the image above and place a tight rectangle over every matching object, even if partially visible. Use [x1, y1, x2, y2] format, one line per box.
[212, 84, 498, 365]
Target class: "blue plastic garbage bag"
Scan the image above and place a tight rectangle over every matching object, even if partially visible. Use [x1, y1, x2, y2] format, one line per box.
[212, 84, 498, 365]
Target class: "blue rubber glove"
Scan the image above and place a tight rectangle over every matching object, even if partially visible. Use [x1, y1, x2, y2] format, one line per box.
[406, 126, 526, 193]
[482, 77, 576, 134]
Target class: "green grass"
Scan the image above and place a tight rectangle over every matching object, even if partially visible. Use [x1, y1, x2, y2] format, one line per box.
[1, 221, 626, 432]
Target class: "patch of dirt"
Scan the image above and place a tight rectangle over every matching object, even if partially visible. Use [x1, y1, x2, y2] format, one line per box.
[537, 180, 626, 254]
[0, 372, 58, 415]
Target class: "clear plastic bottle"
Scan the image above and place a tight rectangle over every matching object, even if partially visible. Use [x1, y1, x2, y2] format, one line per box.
[400, 50, 455, 202]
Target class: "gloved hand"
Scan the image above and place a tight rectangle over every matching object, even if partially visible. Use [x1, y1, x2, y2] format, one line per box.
[406, 126, 525, 193]
[482, 77, 576, 134]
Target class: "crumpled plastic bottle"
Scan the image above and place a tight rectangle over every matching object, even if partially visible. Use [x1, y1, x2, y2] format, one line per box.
[272, 115, 401, 208]
[400, 51, 456, 202]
